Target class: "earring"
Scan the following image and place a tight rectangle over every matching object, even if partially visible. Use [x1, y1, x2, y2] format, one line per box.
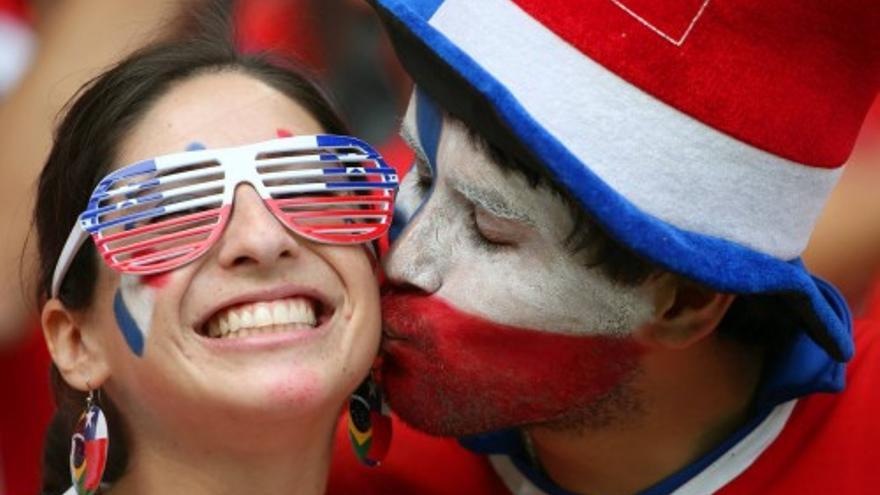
[69, 388, 109, 495]
[348, 372, 392, 466]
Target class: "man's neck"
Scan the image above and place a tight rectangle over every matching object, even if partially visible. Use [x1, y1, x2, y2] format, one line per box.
[527, 336, 766, 495]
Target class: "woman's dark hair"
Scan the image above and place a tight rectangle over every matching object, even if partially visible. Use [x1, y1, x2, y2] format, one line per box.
[34, 12, 348, 494]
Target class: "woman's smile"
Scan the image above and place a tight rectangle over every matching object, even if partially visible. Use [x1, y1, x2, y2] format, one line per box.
[194, 285, 334, 338]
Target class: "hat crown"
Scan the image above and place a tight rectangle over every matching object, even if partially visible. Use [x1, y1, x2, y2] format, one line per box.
[514, 0, 880, 166]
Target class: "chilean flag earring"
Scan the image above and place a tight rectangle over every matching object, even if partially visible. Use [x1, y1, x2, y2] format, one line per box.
[348, 369, 392, 466]
[69, 387, 109, 495]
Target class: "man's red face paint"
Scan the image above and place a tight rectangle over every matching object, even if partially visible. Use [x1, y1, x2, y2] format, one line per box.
[381, 291, 645, 437]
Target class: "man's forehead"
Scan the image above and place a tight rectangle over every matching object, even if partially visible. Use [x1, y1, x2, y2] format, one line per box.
[402, 111, 493, 181]
[401, 94, 495, 174]
[401, 102, 568, 233]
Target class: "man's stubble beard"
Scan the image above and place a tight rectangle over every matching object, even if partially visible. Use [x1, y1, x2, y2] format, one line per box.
[529, 367, 645, 434]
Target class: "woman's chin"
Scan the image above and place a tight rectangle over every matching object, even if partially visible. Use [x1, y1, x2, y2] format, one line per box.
[215, 370, 347, 421]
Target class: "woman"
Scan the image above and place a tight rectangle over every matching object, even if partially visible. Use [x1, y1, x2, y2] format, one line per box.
[34, 29, 396, 495]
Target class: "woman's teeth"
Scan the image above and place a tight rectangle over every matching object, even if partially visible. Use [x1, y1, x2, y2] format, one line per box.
[205, 298, 318, 339]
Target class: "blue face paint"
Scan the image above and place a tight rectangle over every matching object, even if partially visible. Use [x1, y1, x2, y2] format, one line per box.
[416, 87, 442, 171]
[186, 141, 207, 151]
[389, 208, 411, 241]
[390, 88, 444, 242]
[113, 289, 145, 356]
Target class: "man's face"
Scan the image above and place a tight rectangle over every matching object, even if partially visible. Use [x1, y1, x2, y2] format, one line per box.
[381, 91, 657, 436]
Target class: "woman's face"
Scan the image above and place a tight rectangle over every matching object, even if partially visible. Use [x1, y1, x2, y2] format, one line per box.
[79, 72, 380, 439]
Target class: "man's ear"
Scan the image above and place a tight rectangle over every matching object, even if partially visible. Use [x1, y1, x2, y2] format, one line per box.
[638, 274, 735, 350]
[42, 298, 111, 391]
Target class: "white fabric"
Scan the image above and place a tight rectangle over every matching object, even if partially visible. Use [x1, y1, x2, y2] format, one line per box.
[429, 0, 840, 259]
[671, 400, 796, 494]
[489, 400, 797, 495]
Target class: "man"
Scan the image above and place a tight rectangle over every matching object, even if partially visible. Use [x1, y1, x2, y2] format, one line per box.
[328, 1, 880, 493]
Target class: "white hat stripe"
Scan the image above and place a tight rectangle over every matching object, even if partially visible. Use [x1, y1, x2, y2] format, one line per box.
[430, 0, 840, 259]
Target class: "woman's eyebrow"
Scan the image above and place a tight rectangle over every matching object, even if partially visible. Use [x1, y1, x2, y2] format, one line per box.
[452, 180, 535, 225]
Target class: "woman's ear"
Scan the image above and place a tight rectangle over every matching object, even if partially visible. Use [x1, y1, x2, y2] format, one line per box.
[42, 298, 111, 391]
[637, 274, 735, 350]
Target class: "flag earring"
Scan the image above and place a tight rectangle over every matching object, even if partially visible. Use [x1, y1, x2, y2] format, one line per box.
[348, 371, 392, 466]
[69, 386, 109, 495]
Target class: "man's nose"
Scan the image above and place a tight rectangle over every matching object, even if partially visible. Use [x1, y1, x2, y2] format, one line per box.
[383, 207, 443, 293]
[215, 184, 300, 269]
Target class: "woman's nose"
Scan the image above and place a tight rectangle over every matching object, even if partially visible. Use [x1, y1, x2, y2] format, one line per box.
[215, 184, 300, 269]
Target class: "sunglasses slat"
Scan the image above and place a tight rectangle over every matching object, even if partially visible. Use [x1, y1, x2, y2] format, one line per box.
[106, 207, 231, 274]
[282, 209, 391, 220]
[296, 225, 384, 242]
[135, 194, 223, 220]
[102, 223, 217, 257]
[264, 183, 336, 195]
[257, 166, 395, 182]
[265, 182, 395, 197]
[97, 208, 221, 243]
[323, 181, 398, 190]
[272, 195, 392, 207]
[311, 224, 385, 233]
[114, 241, 203, 270]
[96, 163, 222, 201]
[91, 194, 221, 234]
[91, 179, 223, 222]
[143, 178, 225, 200]
[150, 164, 223, 186]
[255, 153, 372, 168]
[86, 193, 163, 219]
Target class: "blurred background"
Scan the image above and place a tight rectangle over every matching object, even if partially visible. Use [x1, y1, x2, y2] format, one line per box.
[0, 1, 876, 493]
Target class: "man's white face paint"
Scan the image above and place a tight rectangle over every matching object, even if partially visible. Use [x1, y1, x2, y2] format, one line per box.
[387, 99, 655, 336]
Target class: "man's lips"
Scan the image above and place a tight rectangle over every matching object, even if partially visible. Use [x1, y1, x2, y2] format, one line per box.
[381, 292, 441, 352]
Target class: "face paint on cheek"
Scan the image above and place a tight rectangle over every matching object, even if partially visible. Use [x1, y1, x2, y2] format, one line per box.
[140, 272, 171, 289]
[112, 275, 157, 356]
[381, 292, 645, 437]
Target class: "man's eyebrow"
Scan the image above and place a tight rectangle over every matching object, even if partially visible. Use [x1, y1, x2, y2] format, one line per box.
[452, 180, 535, 225]
[399, 126, 431, 168]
